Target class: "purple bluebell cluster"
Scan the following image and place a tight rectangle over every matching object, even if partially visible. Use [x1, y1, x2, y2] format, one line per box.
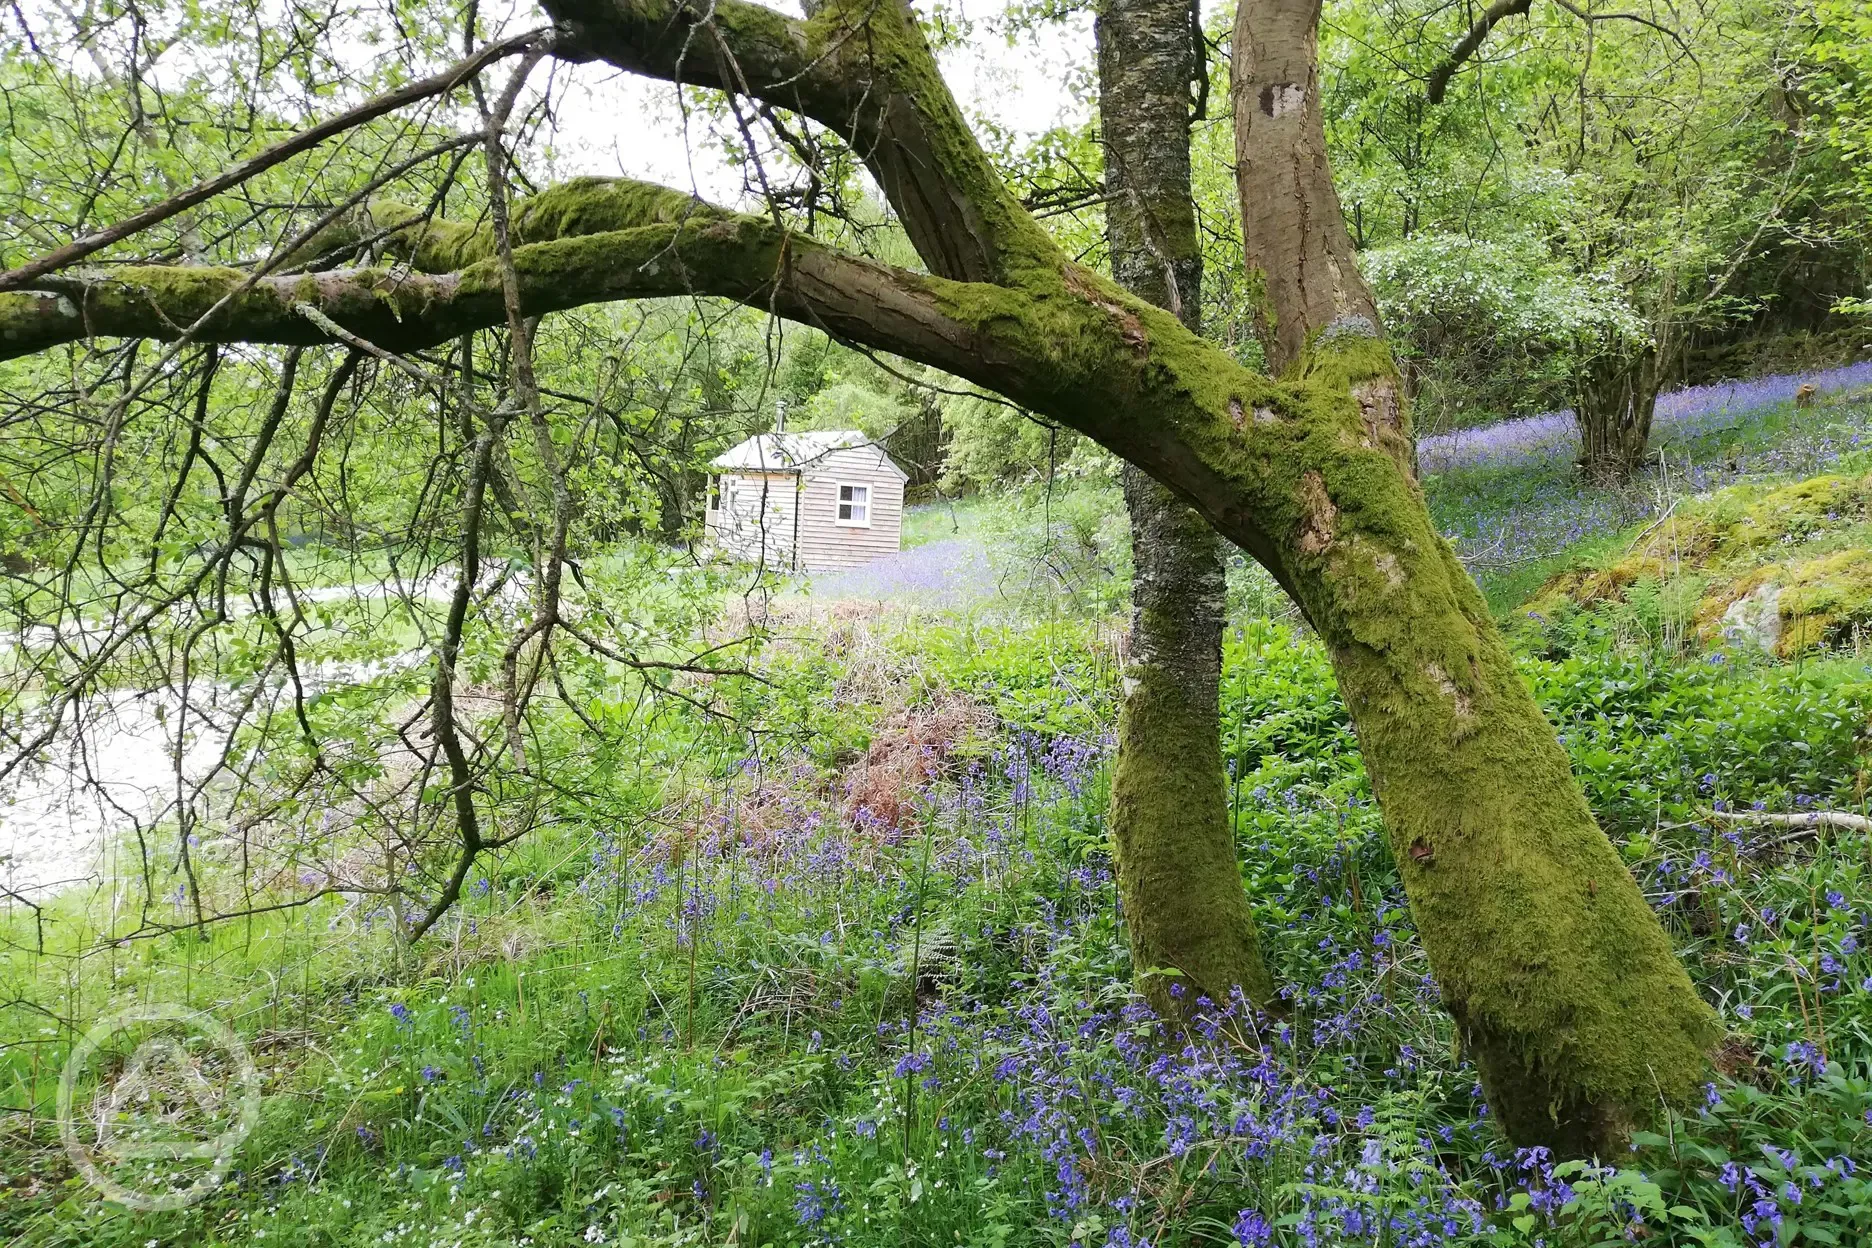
[484, 727, 1856, 1239]
[1419, 362, 1872, 476]
[204, 612, 1872, 1245]
[1424, 364, 1872, 572]
[338, 833, 1865, 1245]
[806, 537, 997, 606]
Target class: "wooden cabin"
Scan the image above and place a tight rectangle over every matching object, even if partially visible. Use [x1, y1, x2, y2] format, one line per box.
[704, 432, 908, 571]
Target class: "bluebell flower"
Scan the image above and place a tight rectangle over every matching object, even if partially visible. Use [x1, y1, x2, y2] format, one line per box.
[1783, 1042, 1827, 1079]
[1232, 1208, 1273, 1246]
[1762, 1143, 1799, 1171]
[794, 1176, 841, 1225]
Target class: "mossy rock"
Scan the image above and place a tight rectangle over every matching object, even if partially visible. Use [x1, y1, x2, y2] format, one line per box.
[1688, 548, 1872, 655]
[1718, 475, 1872, 554]
[1621, 474, 1872, 565]
[1532, 556, 1672, 610]
[1520, 472, 1872, 656]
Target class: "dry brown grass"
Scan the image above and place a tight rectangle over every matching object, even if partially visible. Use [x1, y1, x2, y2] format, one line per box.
[841, 694, 993, 831]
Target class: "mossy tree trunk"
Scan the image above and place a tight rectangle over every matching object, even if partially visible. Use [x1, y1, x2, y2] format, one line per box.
[1232, 0, 1715, 1153]
[1113, 465, 1280, 1013]
[1098, 0, 1276, 1014]
[1, 0, 1716, 1154]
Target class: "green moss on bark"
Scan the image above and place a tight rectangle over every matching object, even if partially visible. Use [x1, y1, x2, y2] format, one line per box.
[14, 215, 794, 359]
[1097, 0, 1275, 1018]
[1111, 617, 1279, 1013]
[1112, 470, 1278, 1016]
[919, 278, 1717, 1152]
[798, 0, 1065, 284]
[1281, 342, 1715, 1151]
[1261, 348, 1720, 1151]
[376, 178, 729, 273]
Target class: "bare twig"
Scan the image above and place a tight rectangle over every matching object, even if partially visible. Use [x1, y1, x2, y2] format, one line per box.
[1427, 0, 1694, 106]
[1426, 0, 1533, 105]
[0, 28, 551, 291]
[1706, 808, 1872, 840]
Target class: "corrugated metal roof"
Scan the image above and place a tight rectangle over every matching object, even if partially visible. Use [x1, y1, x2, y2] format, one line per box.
[710, 431, 892, 473]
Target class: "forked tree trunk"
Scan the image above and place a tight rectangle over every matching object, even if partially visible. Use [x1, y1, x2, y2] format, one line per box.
[1574, 349, 1662, 482]
[1099, 0, 1276, 1014]
[1233, 0, 1715, 1154]
[5, 0, 1719, 1156]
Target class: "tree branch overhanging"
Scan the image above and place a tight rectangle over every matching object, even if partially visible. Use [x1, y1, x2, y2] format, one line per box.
[0, 169, 1299, 569]
[0, 27, 560, 292]
[544, 0, 1055, 286]
[0, 190, 981, 382]
[1426, 0, 1533, 105]
[1425, 0, 1695, 105]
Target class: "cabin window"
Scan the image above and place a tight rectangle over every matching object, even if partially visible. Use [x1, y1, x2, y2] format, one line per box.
[708, 477, 721, 511]
[836, 482, 870, 526]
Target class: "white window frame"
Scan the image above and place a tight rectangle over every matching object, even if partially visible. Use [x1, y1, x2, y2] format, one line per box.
[707, 476, 722, 512]
[834, 481, 872, 527]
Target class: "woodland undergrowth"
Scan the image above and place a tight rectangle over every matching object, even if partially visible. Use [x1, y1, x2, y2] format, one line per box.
[3, 399, 1872, 1248]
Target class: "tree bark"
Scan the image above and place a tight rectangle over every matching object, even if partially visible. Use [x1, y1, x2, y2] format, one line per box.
[1574, 348, 1661, 481]
[1098, 0, 1276, 1014]
[1231, 0, 1383, 371]
[4, 0, 1717, 1152]
[1233, 0, 1713, 1154]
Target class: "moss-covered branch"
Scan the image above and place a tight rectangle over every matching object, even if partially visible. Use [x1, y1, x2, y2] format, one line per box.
[0, 204, 965, 367]
[545, 0, 1059, 285]
[14, 213, 1719, 1152]
[365, 177, 732, 273]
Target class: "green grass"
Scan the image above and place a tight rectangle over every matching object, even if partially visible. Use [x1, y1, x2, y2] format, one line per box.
[899, 497, 993, 548]
[5, 607, 1872, 1246]
[6, 415, 1872, 1247]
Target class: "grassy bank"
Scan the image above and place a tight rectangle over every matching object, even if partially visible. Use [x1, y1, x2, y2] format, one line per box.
[4, 600, 1871, 1246]
[8, 384, 1872, 1246]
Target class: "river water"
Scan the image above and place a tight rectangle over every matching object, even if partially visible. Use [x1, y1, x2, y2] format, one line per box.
[0, 653, 430, 907]
[0, 575, 465, 907]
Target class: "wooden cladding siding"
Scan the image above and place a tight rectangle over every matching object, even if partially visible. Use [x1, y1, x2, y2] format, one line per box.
[705, 471, 800, 566]
[796, 447, 904, 571]
[704, 443, 906, 572]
